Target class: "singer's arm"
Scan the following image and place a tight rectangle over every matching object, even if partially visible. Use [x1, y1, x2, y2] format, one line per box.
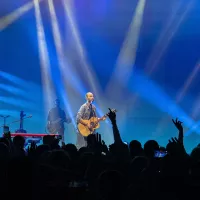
[76, 105, 87, 125]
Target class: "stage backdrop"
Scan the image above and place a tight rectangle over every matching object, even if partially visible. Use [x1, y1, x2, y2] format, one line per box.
[0, 0, 200, 152]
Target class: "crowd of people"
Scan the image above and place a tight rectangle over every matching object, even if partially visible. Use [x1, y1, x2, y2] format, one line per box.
[0, 109, 200, 200]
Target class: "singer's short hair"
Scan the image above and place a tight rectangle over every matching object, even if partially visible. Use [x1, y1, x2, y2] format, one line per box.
[85, 92, 92, 99]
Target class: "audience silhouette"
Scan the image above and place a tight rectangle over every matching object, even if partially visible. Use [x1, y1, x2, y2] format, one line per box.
[0, 110, 198, 200]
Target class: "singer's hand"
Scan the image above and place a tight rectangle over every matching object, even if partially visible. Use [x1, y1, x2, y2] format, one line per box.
[102, 116, 106, 121]
[87, 124, 93, 131]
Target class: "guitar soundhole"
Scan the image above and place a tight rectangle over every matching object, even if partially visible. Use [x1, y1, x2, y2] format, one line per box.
[90, 122, 94, 128]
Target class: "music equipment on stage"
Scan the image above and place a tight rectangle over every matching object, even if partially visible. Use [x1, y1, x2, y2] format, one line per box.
[15, 111, 28, 133]
[8, 133, 61, 139]
[0, 112, 32, 130]
[46, 118, 65, 133]
[46, 115, 75, 133]
[0, 115, 10, 126]
[78, 109, 117, 137]
[0, 115, 10, 133]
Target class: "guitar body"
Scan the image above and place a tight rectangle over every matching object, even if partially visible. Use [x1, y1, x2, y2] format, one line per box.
[47, 124, 59, 133]
[78, 117, 100, 137]
[47, 118, 64, 133]
[77, 109, 117, 137]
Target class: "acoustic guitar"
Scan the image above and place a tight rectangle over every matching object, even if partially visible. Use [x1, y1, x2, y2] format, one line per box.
[78, 109, 117, 137]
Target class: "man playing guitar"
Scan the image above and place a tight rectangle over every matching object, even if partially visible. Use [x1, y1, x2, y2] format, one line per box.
[76, 92, 106, 148]
[47, 99, 71, 142]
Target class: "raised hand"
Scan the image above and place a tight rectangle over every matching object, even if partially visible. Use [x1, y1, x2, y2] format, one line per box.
[172, 118, 183, 132]
[168, 137, 179, 144]
[108, 108, 116, 122]
[167, 137, 187, 157]
[95, 133, 102, 146]
[92, 133, 108, 154]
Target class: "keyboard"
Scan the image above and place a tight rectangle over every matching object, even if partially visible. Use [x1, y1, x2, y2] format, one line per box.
[9, 133, 61, 138]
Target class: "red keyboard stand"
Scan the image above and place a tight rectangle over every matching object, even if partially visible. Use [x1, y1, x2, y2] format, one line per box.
[10, 133, 60, 137]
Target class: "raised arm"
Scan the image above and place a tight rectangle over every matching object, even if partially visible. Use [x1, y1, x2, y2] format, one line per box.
[172, 118, 183, 144]
[107, 108, 123, 144]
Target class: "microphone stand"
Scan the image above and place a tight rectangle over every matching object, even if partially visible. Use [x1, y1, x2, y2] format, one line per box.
[0, 115, 10, 133]
[0, 115, 10, 127]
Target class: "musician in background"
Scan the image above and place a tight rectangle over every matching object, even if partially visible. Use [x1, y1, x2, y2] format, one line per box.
[76, 92, 104, 148]
[47, 99, 71, 142]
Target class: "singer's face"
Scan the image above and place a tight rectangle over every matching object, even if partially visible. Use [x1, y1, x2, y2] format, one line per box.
[87, 93, 94, 102]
